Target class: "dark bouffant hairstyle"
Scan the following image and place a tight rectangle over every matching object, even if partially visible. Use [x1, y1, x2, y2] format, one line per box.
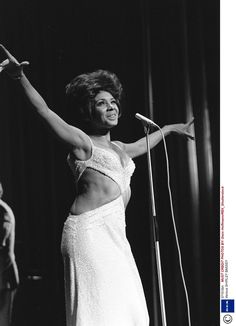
[65, 70, 123, 125]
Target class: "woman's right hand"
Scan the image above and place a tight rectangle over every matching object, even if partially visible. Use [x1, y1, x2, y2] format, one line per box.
[0, 44, 29, 79]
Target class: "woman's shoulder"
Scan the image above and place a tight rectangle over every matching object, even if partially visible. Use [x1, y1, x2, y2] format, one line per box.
[111, 140, 125, 150]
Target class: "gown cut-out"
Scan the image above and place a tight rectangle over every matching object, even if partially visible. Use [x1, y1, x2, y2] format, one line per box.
[61, 140, 149, 326]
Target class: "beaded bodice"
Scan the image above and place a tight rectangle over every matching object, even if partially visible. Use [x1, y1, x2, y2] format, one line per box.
[67, 140, 135, 194]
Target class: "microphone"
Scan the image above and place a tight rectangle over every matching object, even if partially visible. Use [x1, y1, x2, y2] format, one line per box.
[135, 113, 158, 128]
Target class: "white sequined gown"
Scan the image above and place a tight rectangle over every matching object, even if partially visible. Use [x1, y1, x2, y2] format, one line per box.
[61, 140, 149, 326]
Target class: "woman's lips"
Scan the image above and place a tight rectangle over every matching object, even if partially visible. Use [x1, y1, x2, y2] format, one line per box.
[107, 113, 117, 119]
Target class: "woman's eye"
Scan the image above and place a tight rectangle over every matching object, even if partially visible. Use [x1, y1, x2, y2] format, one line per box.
[96, 101, 105, 107]
[95, 99, 117, 108]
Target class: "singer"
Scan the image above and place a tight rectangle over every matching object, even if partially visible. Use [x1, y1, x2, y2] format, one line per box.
[0, 44, 194, 326]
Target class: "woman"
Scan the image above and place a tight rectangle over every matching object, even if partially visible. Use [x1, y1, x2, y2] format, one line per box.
[0, 44, 194, 326]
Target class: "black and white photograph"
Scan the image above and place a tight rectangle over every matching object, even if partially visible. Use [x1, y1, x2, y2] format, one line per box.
[0, 0, 220, 325]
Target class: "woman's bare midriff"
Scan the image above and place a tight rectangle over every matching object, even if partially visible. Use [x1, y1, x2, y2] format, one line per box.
[69, 169, 131, 215]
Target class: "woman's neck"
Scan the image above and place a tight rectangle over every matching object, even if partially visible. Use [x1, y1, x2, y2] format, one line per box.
[89, 131, 111, 144]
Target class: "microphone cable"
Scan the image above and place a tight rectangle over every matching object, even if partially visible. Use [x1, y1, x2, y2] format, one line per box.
[154, 124, 192, 326]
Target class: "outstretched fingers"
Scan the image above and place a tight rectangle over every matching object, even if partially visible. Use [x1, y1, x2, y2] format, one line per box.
[0, 59, 10, 73]
[185, 117, 195, 140]
[0, 45, 29, 75]
[186, 117, 194, 127]
[20, 61, 30, 67]
[0, 44, 16, 61]
[0, 59, 10, 67]
[186, 133, 195, 140]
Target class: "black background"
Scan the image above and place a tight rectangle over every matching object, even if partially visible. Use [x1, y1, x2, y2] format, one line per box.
[0, 0, 219, 325]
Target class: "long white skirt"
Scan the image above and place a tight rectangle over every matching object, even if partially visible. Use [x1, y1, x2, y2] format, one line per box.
[61, 196, 149, 326]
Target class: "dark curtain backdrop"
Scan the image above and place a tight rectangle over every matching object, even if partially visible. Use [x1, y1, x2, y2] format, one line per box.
[0, 0, 219, 325]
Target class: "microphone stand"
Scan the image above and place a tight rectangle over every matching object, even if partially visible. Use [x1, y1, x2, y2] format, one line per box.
[144, 123, 167, 326]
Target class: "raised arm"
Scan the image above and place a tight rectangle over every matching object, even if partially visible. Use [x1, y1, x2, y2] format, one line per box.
[120, 118, 195, 158]
[0, 44, 91, 158]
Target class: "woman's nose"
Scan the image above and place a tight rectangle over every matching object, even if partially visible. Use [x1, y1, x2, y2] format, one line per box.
[107, 102, 115, 110]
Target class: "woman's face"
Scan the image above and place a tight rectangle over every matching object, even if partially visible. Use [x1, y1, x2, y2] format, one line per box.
[91, 91, 119, 129]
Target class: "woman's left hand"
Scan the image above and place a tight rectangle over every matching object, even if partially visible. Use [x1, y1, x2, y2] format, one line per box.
[169, 117, 195, 140]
